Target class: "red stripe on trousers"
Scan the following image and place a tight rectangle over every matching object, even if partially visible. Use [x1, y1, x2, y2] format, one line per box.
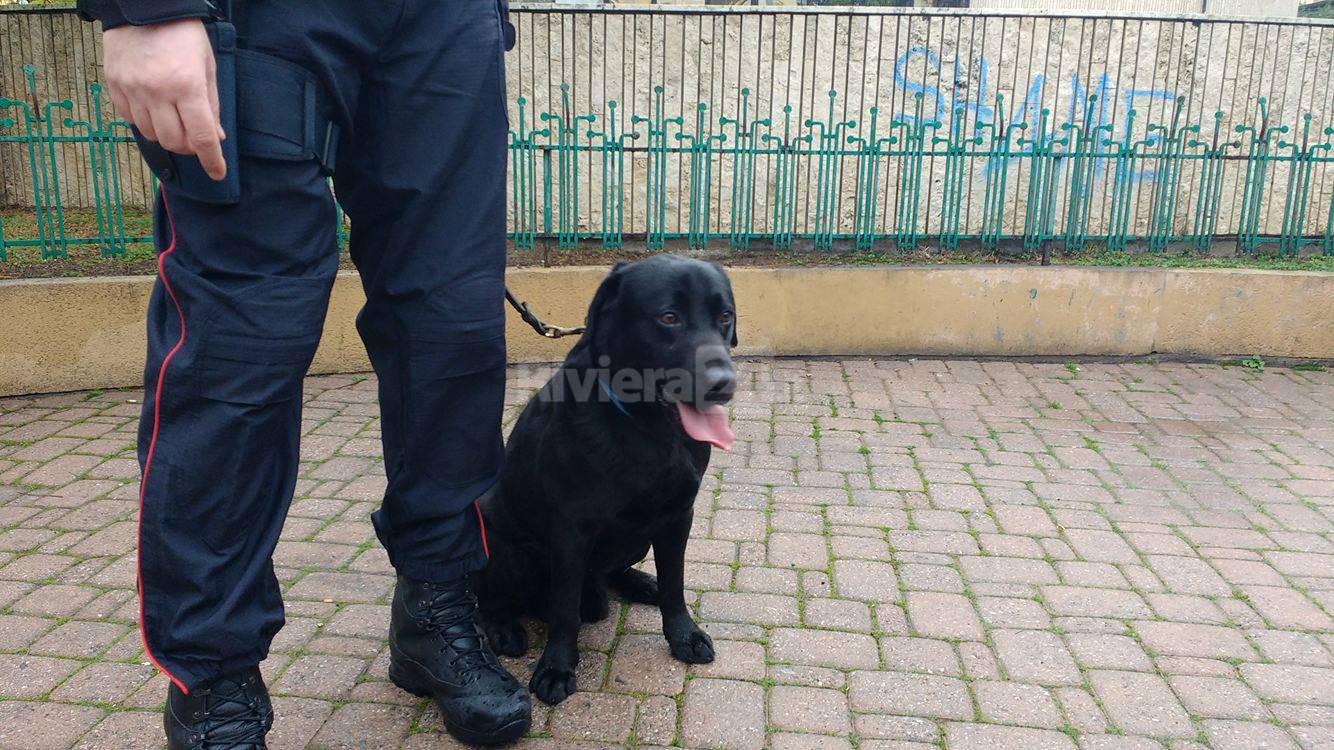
[136, 192, 190, 695]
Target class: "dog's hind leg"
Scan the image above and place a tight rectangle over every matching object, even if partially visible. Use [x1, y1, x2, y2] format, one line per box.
[580, 575, 610, 622]
[480, 615, 528, 657]
[608, 567, 660, 605]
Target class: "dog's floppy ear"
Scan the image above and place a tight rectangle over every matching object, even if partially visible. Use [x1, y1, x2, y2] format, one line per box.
[711, 262, 739, 348]
[581, 261, 629, 341]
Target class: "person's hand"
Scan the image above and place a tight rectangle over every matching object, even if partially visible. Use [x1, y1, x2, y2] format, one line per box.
[103, 19, 227, 180]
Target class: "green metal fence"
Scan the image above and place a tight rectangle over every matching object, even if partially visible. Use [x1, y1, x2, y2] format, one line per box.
[4, 64, 1334, 261]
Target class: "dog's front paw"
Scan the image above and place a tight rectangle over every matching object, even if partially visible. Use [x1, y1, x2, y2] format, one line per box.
[666, 624, 715, 664]
[529, 660, 578, 705]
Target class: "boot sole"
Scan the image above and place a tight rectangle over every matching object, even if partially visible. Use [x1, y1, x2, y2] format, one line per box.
[389, 657, 531, 745]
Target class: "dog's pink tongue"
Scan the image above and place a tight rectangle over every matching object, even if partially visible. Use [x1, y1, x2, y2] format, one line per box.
[676, 402, 734, 450]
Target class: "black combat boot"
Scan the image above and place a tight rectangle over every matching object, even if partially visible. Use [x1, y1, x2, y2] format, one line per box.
[389, 575, 532, 745]
[164, 666, 272, 750]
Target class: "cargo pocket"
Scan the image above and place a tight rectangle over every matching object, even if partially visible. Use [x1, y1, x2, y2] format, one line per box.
[162, 277, 329, 555]
[404, 335, 507, 490]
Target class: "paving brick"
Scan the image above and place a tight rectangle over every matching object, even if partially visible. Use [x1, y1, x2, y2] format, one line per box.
[0, 614, 53, 650]
[831, 559, 901, 602]
[769, 685, 852, 734]
[271, 654, 367, 700]
[992, 505, 1057, 536]
[977, 597, 1052, 629]
[1239, 663, 1334, 705]
[905, 591, 983, 640]
[1055, 686, 1108, 733]
[1247, 629, 1332, 666]
[50, 662, 155, 705]
[1202, 720, 1301, 750]
[691, 639, 767, 681]
[267, 697, 335, 750]
[973, 680, 1063, 728]
[959, 556, 1058, 585]
[853, 713, 939, 743]
[943, 723, 1077, 750]
[880, 636, 961, 675]
[769, 532, 829, 570]
[1168, 675, 1269, 720]
[1042, 585, 1152, 619]
[898, 563, 964, 593]
[1065, 528, 1141, 564]
[767, 734, 858, 750]
[285, 571, 393, 603]
[699, 591, 800, 625]
[992, 629, 1082, 686]
[681, 678, 765, 750]
[11, 584, 100, 617]
[711, 509, 766, 541]
[958, 641, 1001, 680]
[1145, 555, 1232, 596]
[28, 619, 127, 659]
[73, 711, 162, 750]
[1238, 586, 1334, 631]
[848, 671, 972, 719]
[635, 694, 678, 746]
[769, 628, 880, 670]
[1076, 737, 1165, 750]
[309, 702, 414, 749]
[549, 692, 637, 742]
[1065, 633, 1153, 671]
[0, 653, 82, 698]
[0, 701, 104, 750]
[1089, 670, 1195, 738]
[803, 598, 872, 631]
[1133, 621, 1256, 660]
[607, 633, 685, 695]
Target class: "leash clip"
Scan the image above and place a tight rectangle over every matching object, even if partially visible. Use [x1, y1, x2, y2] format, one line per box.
[505, 288, 586, 339]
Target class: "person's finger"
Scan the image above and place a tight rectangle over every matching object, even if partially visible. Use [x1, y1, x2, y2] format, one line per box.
[150, 104, 189, 154]
[178, 96, 227, 180]
[206, 64, 225, 141]
[130, 103, 157, 141]
[108, 88, 133, 124]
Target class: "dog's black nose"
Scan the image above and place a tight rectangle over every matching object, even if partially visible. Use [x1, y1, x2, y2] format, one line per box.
[701, 367, 736, 405]
[694, 344, 735, 406]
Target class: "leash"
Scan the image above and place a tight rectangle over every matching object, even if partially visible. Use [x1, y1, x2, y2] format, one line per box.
[505, 288, 586, 339]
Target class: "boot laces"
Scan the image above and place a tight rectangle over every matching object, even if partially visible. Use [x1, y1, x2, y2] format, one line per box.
[190, 675, 271, 749]
[416, 582, 495, 681]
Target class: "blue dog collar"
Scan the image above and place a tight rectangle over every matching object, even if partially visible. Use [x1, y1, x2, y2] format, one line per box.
[598, 377, 630, 417]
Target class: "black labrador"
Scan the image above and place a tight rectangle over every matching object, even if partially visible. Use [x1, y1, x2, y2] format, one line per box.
[473, 255, 738, 706]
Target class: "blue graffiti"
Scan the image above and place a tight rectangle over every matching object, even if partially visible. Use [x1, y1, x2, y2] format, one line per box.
[892, 46, 943, 124]
[891, 48, 1178, 184]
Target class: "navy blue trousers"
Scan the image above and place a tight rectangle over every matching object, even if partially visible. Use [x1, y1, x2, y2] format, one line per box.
[137, 0, 509, 692]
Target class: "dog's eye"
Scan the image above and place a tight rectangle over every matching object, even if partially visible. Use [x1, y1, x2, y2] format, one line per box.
[659, 311, 680, 325]
[719, 310, 734, 325]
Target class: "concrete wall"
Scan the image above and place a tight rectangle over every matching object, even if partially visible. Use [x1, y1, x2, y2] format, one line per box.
[2, 265, 1330, 396]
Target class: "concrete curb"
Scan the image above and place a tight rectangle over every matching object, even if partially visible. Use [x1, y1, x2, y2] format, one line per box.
[2, 265, 1331, 396]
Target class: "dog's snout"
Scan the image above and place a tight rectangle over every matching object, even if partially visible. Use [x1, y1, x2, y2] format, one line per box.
[693, 343, 736, 406]
[701, 366, 736, 405]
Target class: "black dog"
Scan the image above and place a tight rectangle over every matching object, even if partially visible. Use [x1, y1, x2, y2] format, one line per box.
[474, 255, 738, 706]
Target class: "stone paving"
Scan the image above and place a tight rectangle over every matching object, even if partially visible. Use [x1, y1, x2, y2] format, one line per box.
[1, 359, 1332, 750]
